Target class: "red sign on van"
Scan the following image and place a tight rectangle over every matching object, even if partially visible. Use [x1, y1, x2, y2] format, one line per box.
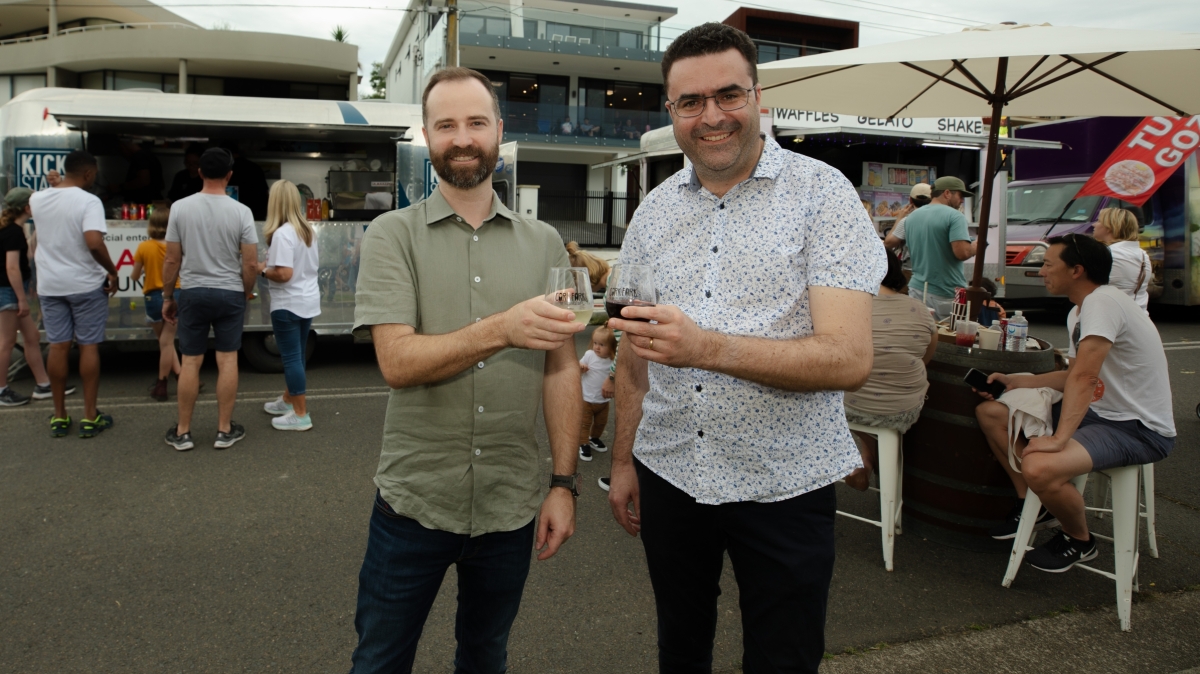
[1075, 116, 1200, 206]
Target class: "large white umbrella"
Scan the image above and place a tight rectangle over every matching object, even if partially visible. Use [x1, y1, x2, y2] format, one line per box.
[757, 23, 1200, 304]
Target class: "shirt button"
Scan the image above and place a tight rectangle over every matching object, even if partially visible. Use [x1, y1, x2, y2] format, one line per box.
[456, 216, 463, 222]
[474, 448, 481, 456]
[473, 235, 479, 241]
[697, 430, 704, 438]
[719, 203, 725, 210]
[478, 406, 485, 413]
[695, 384, 702, 392]
[477, 361, 485, 368]
[474, 276, 481, 283]
[475, 317, 481, 322]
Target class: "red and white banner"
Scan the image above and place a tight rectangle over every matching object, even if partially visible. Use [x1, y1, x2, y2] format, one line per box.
[1075, 116, 1200, 206]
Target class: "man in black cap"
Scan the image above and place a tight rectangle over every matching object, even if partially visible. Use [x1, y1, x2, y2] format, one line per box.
[903, 175, 977, 319]
[161, 148, 259, 451]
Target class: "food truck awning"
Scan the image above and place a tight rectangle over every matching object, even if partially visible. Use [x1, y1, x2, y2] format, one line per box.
[38, 89, 419, 143]
[773, 126, 1063, 150]
[589, 148, 681, 170]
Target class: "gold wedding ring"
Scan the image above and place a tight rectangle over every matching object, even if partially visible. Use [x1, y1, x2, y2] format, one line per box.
[649, 338, 654, 350]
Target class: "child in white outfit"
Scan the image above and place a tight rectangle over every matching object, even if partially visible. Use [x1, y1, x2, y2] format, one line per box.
[578, 326, 616, 461]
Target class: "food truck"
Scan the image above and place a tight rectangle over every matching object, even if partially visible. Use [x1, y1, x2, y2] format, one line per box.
[1, 88, 517, 371]
[996, 117, 1200, 306]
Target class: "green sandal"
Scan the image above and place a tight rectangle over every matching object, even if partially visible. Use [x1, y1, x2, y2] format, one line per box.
[49, 415, 72, 438]
[79, 412, 114, 439]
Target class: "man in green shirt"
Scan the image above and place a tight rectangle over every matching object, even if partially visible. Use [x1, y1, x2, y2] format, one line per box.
[349, 67, 585, 673]
[905, 175, 977, 319]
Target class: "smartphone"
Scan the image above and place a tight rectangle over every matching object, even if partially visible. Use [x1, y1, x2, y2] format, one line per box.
[964, 368, 1006, 398]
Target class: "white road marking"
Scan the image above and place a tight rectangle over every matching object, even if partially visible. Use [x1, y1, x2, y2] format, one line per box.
[0, 387, 390, 415]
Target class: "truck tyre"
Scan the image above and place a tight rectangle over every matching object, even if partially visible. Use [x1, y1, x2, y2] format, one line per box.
[241, 331, 317, 374]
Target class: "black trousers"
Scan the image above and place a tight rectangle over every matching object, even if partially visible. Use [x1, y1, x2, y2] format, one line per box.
[636, 459, 836, 674]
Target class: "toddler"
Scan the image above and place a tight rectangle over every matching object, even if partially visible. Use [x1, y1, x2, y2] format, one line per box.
[578, 326, 616, 461]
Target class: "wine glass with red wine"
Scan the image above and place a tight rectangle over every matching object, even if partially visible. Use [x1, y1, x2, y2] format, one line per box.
[605, 264, 657, 322]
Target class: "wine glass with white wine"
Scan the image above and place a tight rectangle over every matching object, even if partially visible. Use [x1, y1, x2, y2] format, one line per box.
[545, 267, 594, 324]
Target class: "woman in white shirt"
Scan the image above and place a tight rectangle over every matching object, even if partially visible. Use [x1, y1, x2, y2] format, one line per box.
[257, 180, 320, 431]
[1093, 207, 1152, 314]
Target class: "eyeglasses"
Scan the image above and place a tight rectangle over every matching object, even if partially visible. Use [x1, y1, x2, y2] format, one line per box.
[667, 87, 756, 118]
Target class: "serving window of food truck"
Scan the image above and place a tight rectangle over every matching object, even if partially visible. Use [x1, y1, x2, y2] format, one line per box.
[0, 88, 426, 371]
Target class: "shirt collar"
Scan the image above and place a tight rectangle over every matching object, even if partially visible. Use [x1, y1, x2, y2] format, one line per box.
[684, 133, 786, 193]
[425, 186, 518, 225]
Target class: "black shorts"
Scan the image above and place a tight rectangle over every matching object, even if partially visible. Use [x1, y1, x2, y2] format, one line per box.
[177, 288, 246, 356]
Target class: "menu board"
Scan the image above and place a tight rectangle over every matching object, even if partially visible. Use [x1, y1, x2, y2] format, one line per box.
[863, 162, 936, 191]
[870, 191, 906, 219]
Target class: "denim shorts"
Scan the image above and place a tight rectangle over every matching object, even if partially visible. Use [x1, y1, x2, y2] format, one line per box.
[1051, 402, 1174, 471]
[144, 289, 164, 323]
[41, 287, 109, 345]
[177, 288, 245, 356]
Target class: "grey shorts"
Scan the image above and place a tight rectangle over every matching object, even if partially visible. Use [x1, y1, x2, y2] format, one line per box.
[41, 288, 109, 346]
[1051, 402, 1173, 471]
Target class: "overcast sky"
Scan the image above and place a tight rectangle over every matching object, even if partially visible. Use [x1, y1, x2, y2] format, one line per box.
[160, 0, 1200, 97]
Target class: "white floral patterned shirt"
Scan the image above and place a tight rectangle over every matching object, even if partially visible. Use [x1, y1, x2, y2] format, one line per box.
[618, 135, 888, 504]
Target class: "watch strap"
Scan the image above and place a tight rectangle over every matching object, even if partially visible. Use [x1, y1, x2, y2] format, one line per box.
[549, 473, 579, 497]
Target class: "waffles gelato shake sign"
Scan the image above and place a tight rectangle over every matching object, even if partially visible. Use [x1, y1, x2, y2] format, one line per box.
[1076, 116, 1200, 206]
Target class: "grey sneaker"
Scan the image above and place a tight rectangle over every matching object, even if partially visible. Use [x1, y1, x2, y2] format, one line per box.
[271, 411, 312, 431]
[0, 387, 30, 406]
[32, 383, 76, 400]
[165, 426, 194, 451]
[214, 421, 246, 449]
[263, 396, 293, 416]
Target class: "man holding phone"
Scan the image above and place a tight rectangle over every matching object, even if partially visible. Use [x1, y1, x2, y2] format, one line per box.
[973, 234, 1174, 572]
[29, 150, 119, 438]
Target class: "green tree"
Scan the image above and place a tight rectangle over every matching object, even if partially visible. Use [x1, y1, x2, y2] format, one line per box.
[364, 61, 386, 99]
[331, 25, 348, 42]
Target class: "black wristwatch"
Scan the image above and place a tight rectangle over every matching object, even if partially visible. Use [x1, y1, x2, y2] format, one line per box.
[549, 473, 580, 498]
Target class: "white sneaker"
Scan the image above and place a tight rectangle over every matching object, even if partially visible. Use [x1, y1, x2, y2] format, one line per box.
[272, 411, 312, 431]
[263, 396, 293, 416]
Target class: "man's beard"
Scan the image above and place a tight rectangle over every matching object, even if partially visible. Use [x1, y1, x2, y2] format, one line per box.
[431, 141, 499, 190]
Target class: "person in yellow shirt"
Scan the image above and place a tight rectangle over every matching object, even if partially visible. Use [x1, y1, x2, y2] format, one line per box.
[132, 208, 181, 401]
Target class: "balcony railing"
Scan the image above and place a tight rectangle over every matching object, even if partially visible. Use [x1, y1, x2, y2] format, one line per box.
[0, 22, 198, 47]
[500, 101, 670, 140]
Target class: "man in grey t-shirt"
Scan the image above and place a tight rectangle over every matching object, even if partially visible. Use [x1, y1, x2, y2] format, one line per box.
[162, 148, 258, 451]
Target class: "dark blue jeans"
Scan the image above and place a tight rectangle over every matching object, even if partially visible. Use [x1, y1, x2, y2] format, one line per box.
[270, 309, 311, 396]
[636, 460, 836, 674]
[350, 492, 535, 674]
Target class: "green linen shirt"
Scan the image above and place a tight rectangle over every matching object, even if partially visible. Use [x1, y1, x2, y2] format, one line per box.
[353, 188, 570, 536]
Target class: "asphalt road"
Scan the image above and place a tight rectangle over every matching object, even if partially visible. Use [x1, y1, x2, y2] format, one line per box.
[2, 306, 1200, 673]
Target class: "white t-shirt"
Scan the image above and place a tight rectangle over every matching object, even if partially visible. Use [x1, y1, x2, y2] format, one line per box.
[1107, 240, 1152, 314]
[166, 193, 257, 292]
[266, 223, 321, 319]
[29, 187, 108, 296]
[580, 349, 613, 404]
[1066, 284, 1174, 437]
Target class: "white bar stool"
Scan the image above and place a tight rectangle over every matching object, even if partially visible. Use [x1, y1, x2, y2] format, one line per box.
[839, 423, 903, 571]
[1001, 464, 1148, 631]
[1089, 463, 1158, 558]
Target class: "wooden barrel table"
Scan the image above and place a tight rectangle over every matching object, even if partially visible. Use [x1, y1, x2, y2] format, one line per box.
[901, 339, 1057, 551]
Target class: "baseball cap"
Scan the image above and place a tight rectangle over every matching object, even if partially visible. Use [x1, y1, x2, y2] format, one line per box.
[4, 187, 33, 210]
[199, 147, 234, 179]
[909, 183, 931, 199]
[933, 176, 971, 194]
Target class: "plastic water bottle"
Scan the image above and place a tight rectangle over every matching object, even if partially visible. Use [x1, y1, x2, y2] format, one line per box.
[1006, 311, 1028, 353]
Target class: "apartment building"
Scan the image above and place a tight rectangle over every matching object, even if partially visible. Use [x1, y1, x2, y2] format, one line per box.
[383, 0, 676, 202]
[0, 0, 360, 102]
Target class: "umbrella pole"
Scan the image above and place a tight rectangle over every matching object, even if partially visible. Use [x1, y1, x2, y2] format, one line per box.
[966, 57, 1009, 319]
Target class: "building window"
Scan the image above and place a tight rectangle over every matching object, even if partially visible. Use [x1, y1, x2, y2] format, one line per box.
[0, 77, 11, 105]
[13, 74, 47, 97]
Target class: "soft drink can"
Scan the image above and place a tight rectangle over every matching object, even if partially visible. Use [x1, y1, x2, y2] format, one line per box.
[954, 287, 966, 304]
[121, 203, 130, 220]
[998, 319, 1008, 351]
[137, 204, 146, 220]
